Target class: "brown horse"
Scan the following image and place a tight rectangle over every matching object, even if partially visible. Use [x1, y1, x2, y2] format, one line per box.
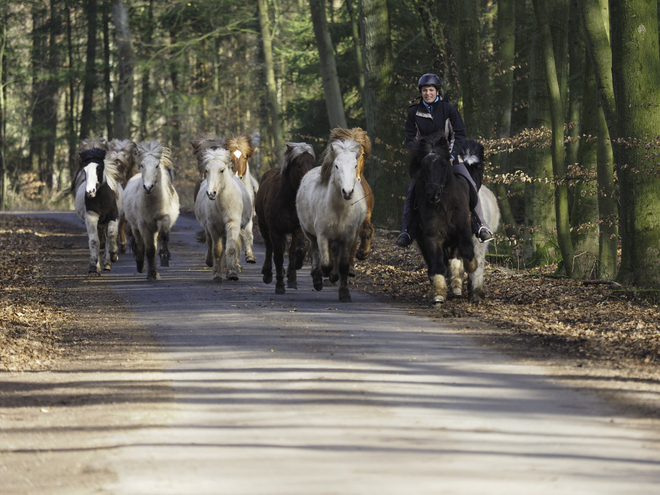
[107, 139, 137, 253]
[255, 142, 316, 294]
[224, 134, 259, 264]
[325, 128, 374, 270]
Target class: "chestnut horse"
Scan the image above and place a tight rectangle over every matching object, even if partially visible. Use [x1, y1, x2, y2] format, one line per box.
[224, 134, 259, 264]
[255, 142, 316, 294]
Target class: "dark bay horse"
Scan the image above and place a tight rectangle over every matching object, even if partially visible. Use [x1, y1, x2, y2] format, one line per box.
[255, 142, 316, 294]
[410, 133, 478, 304]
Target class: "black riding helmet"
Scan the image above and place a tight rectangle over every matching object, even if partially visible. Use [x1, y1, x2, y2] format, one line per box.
[418, 73, 441, 91]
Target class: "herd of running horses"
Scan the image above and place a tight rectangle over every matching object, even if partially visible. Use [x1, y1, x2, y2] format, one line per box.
[71, 128, 499, 305]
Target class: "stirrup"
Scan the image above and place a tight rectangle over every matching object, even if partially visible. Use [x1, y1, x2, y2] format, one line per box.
[396, 231, 412, 248]
[477, 226, 494, 243]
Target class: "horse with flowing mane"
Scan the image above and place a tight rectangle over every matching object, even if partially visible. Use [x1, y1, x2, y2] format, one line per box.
[326, 127, 374, 265]
[124, 141, 180, 281]
[195, 147, 252, 282]
[224, 134, 259, 264]
[409, 133, 499, 304]
[71, 137, 108, 194]
[107, 139, 137, 253]
[296, 132, 367, 302]
[74, 147, 122, 275]
[255, 142, 316, 294]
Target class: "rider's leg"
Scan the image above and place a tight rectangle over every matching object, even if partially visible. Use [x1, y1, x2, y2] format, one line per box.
[452, 162, 494, 242]
[396, 181, 416, 247]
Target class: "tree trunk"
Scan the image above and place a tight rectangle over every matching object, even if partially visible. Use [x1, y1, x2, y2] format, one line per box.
[309, 0, 347, 128]
[455, 0, 483, 136]
[360, 0, 401, 227]
[344, 0, 365, 98]
[417, 0, 447, 82]
[44, 0, 60, 191]
[257, 0, 285, 158]
[29, 5, 48, 180]
[565, 0, 583, 180]
[79, 0, 97, 141]
[102, 0, 112, 140]
[611, 0, 660, 288]
[491, 0, 517, 237]
[112, 0, 134, 140]
[570, 59, 599, 278]
[531, 0, 575, 277]
[138, 0, 153, 141]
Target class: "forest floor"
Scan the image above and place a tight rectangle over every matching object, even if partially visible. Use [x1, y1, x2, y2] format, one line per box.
[2, 214, 660, 414]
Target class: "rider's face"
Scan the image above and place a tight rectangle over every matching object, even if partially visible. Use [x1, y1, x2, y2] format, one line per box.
[421, 86, 438, 104]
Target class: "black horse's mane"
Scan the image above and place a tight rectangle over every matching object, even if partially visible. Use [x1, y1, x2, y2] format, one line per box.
[409, 133, 451, 179]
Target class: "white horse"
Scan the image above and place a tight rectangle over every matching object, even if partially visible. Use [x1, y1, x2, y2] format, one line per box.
[224, 134, 259, 264]
[124, 141, 180, 281]
[195, 148, 252, 282]
[296, 137, 367, 302]
[74, 147, 122, 275]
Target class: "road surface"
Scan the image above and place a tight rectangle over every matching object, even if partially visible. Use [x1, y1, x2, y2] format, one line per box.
[2, 211, 660, 494]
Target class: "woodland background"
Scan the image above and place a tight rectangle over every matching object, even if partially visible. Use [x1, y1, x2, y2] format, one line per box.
[0, 0, 659, 288]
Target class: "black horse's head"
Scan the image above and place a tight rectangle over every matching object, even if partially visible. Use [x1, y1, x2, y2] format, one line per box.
[410, 133, 452, 204]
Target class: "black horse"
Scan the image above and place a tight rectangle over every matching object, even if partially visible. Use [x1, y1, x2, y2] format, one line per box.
[410, 133, 478, 304]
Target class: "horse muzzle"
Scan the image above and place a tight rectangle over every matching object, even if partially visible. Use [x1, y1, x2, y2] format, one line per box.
[206, 191, 217, 200]
[342, 188, 354, 201]
[143, 184, 155, 194]
[85, 188, 97, 198]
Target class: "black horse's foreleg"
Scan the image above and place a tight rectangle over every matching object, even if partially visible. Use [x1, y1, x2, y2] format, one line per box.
[272, 232, 287, 294]
[260, 221, 274, 284]
[286, 230, 304, 289]
[337, 241, 352, 303]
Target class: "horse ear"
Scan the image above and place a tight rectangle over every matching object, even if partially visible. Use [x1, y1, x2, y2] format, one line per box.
[190, 139, 202, 152]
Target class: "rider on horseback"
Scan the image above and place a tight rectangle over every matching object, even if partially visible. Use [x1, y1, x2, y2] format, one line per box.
[396, 73, 494, 247]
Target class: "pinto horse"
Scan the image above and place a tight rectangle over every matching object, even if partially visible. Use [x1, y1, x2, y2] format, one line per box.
[74, 147, 122, 275]
[255, 142, 316, 294]
[296, 136, 367, 302]
[224, 134, 259, 264]
[410, 133, 478, 304]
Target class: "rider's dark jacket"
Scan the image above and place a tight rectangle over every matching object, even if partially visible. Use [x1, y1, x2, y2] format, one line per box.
[404, 98, 467, 157]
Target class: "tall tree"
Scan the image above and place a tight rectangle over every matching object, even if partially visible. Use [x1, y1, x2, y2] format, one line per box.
[102, 0, 112, 140]
[360, 0, 401, 227]
[531, 0, 575, 277]
[257, 0, 285, 157]
[138, 0, 154, 140]
[79, 0, 97, 140]
[0, 0, 6, 209]
[112, 0, 134, 140]
[344, 0, 365, 98]
[611, 0, 660, 288]
[309, 0, 347, 128]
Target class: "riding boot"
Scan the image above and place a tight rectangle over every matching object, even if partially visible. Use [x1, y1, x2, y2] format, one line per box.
[396, 181, 416, 247]
[472, 199, 494, 243]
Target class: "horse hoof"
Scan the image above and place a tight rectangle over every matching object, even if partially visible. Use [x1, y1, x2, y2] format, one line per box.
[111, 253, 119, 263]
[88, 266, 101, 276]
[120, 245, 127, 254]
[432, 295, 445, 305]
[348, 267, 356, 278]
[451, 289, 462, 297]
[245, 254, 257, 264]
[313, 279, 324, 292]
[287, 280, 297, 289]
[136, 262, 144, 273]
[275, 285, 285, 295]
[103, 264, 112, 272]
[227, 272, 239, 281]
[339, 288, 352, 303]
[329, 273, 339, 284]
[213, 275, 223, 283]
[356, 250, 368, 261]
[147, 273, 161, 282]
[262, 272, 273, 284]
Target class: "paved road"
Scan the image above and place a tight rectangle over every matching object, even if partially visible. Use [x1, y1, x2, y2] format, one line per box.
[3, 211, 660, 494]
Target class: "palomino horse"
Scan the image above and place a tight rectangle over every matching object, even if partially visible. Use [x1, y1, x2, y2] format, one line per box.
[107, 139, 137, 253]
[195, 148, 252, 282]
[124, 141, 180, 281]
[296, 136, 367, 302]
[409, 133, 498, 304]
[326, 127, 374, 264]
[74, 147, 122, 275]
[224, 134, 259, 264]
[255, 142, 316, 294]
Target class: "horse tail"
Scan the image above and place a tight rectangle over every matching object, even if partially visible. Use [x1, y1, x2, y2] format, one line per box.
[195, 230, 207, 244]
[462, 139, 485, 190]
